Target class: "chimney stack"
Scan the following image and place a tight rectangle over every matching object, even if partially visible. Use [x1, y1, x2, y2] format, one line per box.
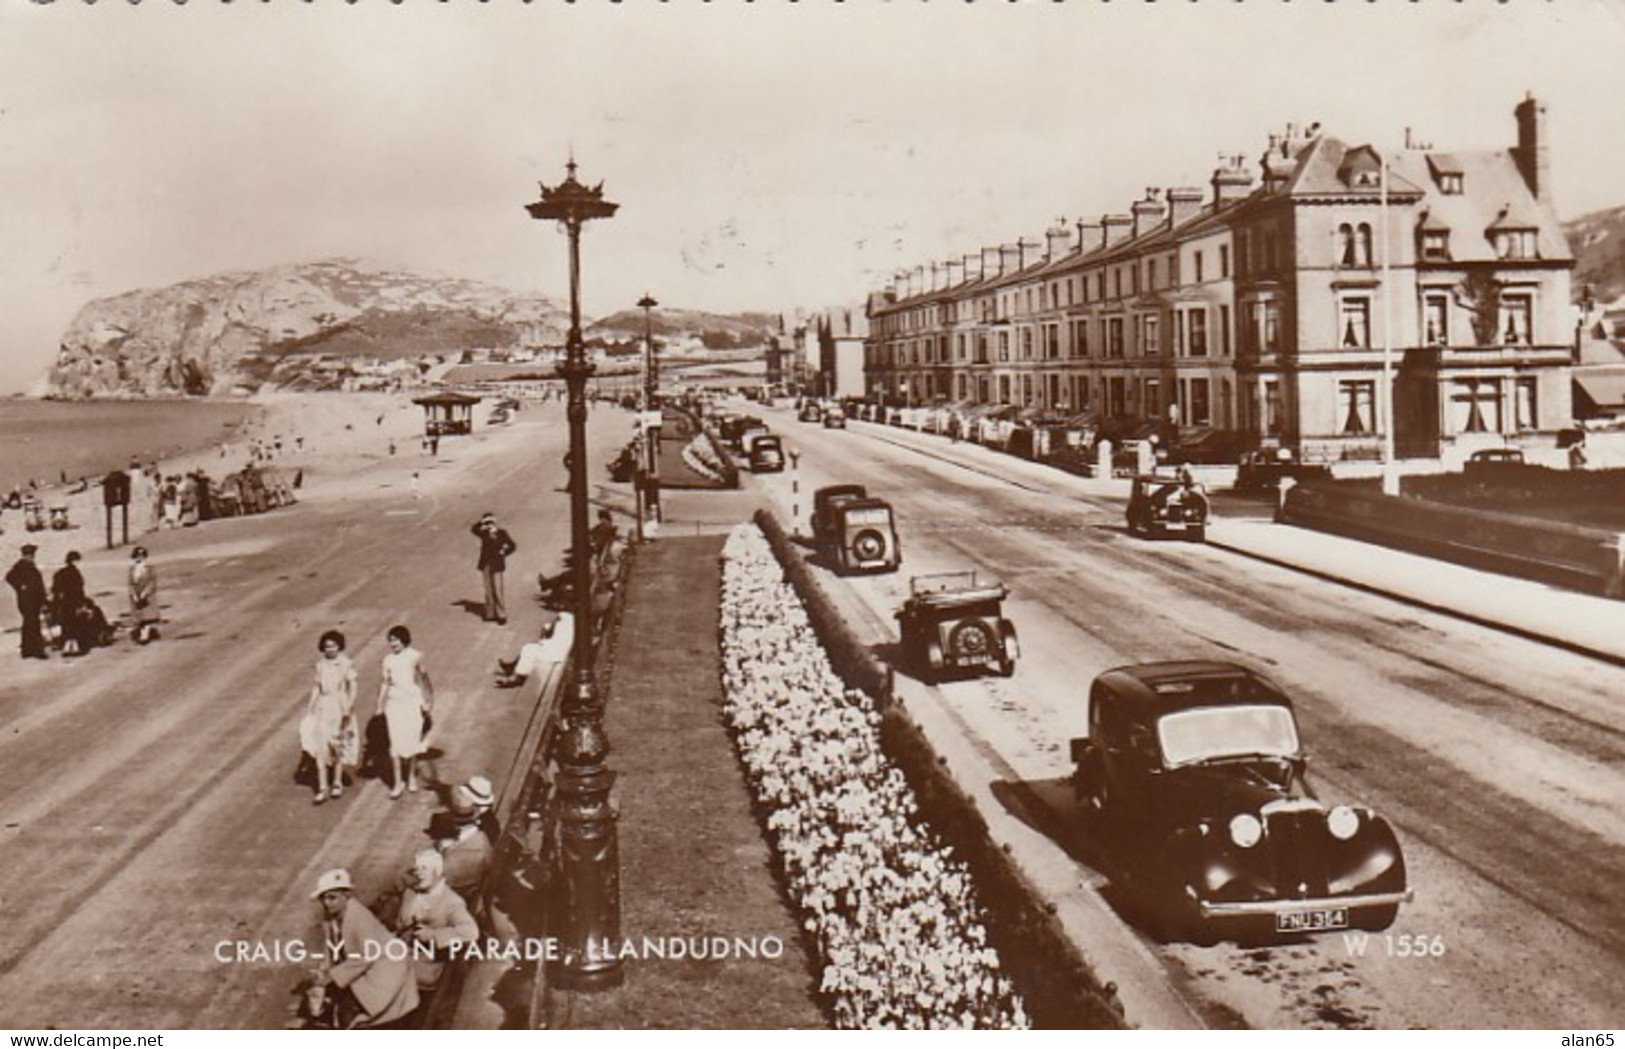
[983, 245, 1003, 277]
[1075, 220, 1106, 254]
[1102, 214, 1134, 247]
[964, 253, 983, 282]
[1000, 242, 1021, 274]
[1212, 154, 1255, 204]
[1046, 219, 1076, 260]
[1167, 186, 1205, 227]
[1131, 188, 1168, 239]
[944, 259, 963, 286]
[1514, 93, 1550, 203]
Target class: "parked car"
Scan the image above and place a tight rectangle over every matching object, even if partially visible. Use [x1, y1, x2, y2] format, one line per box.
[811, 484, 900, 573]
[1234, 447, 1333, 493]
[718, 414, 765, 451]
[821, 405, 847, 429]
[895, 571, 1018, 682]
[1069, 661, 1411, 942]
[1126, 470, 1210, 542]
[747, 434, 786, 473]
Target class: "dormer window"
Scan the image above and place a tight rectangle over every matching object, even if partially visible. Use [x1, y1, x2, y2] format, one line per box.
[1439, 174, 1463, 195]
[1493, 229, 1538, 260]
[1420, 230, 1451, 262]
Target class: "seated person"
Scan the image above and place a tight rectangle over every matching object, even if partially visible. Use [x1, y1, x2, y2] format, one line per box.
[395, 849, 478, 991]
[589, 509, 618, 560]
[496, 610, 574, 687]
[310, 868, 419, 1028]
[436, 787, 495, 909]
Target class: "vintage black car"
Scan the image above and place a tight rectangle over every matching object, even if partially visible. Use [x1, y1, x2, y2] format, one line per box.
[1126, 470, 1209, 542]
[895, 571, 1018, 682]
[747, 434, 786, 473]
[811, 484, 900, 573]
[1233, 447, 1334, 494]
[821, 404, 847, 429]
[797, 401, 823, 423]
[1069, 661, 1410, 942]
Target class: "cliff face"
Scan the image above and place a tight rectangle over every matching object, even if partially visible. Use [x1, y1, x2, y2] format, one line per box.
[47, 259, 569, 398]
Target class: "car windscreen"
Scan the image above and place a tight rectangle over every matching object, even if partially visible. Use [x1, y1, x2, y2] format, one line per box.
[1156, 704, 1300, 768]
[844, 507, 892, 526]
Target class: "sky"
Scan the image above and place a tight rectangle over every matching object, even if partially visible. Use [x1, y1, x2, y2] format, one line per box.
[2, 1, 1624, 394]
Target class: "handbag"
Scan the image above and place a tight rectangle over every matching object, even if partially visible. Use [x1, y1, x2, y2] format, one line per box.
[338, 717, 360, 768]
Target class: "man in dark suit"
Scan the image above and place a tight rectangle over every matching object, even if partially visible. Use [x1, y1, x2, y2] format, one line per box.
[470, 513, 517, 625]
[6, 544, 47, 659]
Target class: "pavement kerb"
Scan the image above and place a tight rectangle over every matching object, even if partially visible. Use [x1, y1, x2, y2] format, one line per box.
[1204, 517, 1625, 668]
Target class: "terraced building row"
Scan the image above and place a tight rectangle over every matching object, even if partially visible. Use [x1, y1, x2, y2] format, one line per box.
[864, 96, 1577, 463]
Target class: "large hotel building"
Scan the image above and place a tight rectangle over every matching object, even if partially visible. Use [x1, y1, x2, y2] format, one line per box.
[864, 97, 1576, 462]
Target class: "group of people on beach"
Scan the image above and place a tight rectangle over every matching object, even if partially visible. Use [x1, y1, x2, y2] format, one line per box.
[6, 543, 160, 660]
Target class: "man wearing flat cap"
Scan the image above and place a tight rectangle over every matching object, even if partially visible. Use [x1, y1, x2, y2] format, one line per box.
[6, 544, 47, 660]
[311, 867, 420, 1028]
[470, 513, 517, 625]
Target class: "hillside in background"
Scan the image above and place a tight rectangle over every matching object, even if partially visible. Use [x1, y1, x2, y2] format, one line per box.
[1567, 205, 1625, 306]
[46, 259, 570, 398]
[43, 259, 780, 398]
[587, 307, 777, 350]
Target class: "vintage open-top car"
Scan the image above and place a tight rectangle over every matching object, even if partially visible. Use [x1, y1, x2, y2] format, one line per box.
[1069, 661, 1410, 942]
[811, 484, 900, 573]
[1126, 470, 1210, 541]
[895, 571, 1018, 682]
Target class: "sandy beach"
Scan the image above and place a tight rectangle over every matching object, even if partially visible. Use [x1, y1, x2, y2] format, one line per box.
[0, 391, 444, 578]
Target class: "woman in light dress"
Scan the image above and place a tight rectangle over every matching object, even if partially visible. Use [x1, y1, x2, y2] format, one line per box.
[376, 624, 434, 799]
[300, 629, 358, 805]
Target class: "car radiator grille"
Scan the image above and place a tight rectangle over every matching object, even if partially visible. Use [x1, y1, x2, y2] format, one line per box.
[1266, 810, 1331, 898]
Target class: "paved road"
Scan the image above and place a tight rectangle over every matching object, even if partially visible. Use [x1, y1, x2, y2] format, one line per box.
[750, 405, 1624, 1030]
[0, 404, 635, 1028]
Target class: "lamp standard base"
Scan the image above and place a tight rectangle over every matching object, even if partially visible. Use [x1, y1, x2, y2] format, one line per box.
[549, 764, 623, 993]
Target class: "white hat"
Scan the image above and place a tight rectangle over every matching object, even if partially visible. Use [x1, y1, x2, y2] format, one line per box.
[464, 776, 495, 809]
[310, 868, 353, 899]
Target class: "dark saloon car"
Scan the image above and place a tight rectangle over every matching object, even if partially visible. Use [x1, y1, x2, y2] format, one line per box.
[1069, 662, 1410, 942]
[747, 434, 786, 473]
[895, 571, 1018, 682]
[811, 484, 900, 573]
[1126, 470, 1210, 542]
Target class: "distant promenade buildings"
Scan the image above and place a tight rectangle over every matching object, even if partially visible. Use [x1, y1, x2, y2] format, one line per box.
[864, 96, 1578, 462]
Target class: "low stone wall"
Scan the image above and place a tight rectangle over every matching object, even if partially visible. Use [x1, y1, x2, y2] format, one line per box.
[1282, 483, 1625, 598]
[753, 508, 1128, 1029]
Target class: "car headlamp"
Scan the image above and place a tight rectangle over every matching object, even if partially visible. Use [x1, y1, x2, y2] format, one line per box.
[1228, 813, 1263, 849]
[1327, 805, 1360, 841]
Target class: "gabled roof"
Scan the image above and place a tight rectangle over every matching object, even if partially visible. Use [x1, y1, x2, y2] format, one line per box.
[1388, 148, 1573, 264]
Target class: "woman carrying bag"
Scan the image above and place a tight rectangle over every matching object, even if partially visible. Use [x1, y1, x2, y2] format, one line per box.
[299, 629, 359, 805]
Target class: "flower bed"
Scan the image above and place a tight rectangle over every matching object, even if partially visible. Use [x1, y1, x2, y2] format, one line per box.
[719, 524, 1029, 1030]
[681, 433, 729, 485]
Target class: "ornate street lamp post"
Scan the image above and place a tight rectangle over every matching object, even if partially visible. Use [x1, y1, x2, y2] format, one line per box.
[637, 293, 661, 530]
[525, 159, 623, 992]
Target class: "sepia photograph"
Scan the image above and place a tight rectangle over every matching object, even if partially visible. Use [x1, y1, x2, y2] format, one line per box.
[1, 0, 1622, 1035]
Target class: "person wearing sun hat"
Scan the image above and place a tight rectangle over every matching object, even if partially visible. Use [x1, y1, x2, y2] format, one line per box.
[461, 774, 500, 840]
[436, 786, 494, 908]
[310, 867, 419, 1028]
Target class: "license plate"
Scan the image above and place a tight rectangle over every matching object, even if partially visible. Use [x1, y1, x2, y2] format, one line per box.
[1276, 908, 1348, 933]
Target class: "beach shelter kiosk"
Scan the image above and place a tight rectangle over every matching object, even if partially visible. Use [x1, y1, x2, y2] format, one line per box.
[413, 391, 482, 437]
